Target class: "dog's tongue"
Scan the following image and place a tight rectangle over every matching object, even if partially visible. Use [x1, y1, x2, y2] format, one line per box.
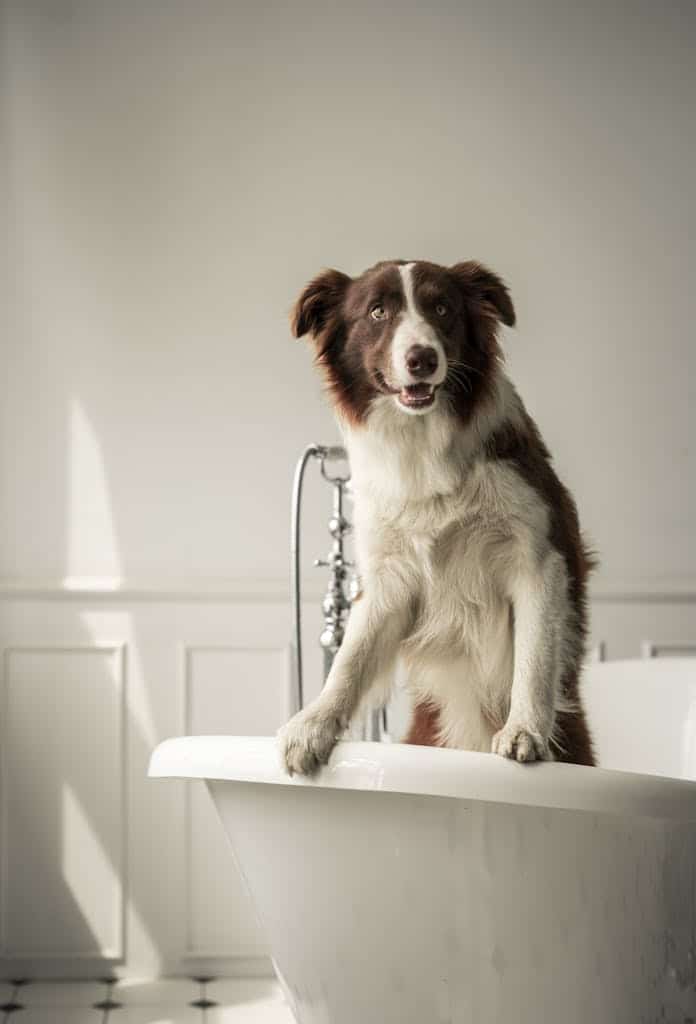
[398, 382, 435, 408]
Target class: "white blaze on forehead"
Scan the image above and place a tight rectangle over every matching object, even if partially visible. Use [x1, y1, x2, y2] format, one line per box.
[392, 263, 447, 387]
[400, 261, 419, 317]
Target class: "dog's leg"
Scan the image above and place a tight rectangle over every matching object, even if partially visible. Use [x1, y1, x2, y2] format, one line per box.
[491, 551, 566, 763]
[278, 581, 407, 775]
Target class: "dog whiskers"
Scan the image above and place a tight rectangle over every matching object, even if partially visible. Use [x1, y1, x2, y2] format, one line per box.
[446, 365, 473, 395]
[447, 359, 485, 377]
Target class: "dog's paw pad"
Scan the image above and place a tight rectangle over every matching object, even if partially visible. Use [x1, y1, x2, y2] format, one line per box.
[491, 725, 548, 763]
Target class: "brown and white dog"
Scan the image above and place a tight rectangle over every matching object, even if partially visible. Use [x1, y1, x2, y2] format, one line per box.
[278, 259, 596, 774]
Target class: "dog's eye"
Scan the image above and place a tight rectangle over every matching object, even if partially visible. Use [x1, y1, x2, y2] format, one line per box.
[370, 304, 387, 321]
[435, 303, 448, 317]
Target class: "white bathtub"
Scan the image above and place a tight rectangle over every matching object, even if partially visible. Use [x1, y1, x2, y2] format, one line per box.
[150, 729, 696, 1021]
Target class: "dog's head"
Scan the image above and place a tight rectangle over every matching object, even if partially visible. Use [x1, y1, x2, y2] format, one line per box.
[291, 259, 515, 425]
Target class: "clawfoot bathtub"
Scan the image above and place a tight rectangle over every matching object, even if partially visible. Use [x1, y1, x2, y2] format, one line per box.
[150, 726, 696, 1023]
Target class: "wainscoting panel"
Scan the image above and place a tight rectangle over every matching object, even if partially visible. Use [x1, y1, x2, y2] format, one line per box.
[0, 595, 309, 979]
[589, 598, 696, 661]
[184, 645, 291, 959]
[0, 581, 692, 978]
[0, 645, 125, 961]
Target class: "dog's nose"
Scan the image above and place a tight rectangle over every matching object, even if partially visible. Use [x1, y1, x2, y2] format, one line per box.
[405, 345, 438, 379]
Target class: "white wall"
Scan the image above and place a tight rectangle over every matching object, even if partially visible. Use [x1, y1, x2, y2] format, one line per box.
[2, 0, 694, 588]
[1, 0, 695, 979]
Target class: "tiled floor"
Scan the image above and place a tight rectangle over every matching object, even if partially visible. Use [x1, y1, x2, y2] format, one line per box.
[0, 978, 296, 1023]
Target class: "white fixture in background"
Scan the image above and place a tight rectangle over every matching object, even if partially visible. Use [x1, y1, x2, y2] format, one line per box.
[582, 656, 696, 778]
[149, 659, 696, 1023]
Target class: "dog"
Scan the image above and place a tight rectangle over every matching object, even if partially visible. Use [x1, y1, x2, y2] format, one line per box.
[278, 259, 596, 774]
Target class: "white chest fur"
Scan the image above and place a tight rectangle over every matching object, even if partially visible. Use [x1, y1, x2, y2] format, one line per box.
[342, 388, 553, 749]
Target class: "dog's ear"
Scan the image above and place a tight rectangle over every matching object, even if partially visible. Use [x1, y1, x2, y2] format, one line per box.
[291, 269, 352, 339]
[450, 261, 516, 327]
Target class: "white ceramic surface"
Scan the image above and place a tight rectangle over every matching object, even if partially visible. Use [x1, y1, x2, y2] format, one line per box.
[149, 735, 696, 822]
[149, 661, 696, 1022]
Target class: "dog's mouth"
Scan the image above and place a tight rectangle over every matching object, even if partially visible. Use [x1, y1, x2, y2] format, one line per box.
[397, 383, 436, 409]
[373, 372, 438, 410]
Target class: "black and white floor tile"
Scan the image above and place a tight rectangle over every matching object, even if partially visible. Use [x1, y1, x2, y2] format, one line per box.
[0, 977, 294, 1022]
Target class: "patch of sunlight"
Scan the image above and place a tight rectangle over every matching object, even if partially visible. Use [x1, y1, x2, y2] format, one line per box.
[67, 397, 121, 578]
[73, 608, 164, 969]
[79, 608, 159, 748]
[135, 1019, 179, 1024]
[682, 693, 696, 779]
[62, 783, 162, 969]
[65, 396, 165, 969]
[61, 783, 122, 956]
[123, 1018, 180, 1024]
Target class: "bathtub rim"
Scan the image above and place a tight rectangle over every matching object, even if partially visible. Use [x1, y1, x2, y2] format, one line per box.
[148, 735, 696, 822]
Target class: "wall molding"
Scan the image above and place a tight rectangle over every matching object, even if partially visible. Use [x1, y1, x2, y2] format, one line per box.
[1, 575, 696, 604]
[0, 577, 295, 603]
[159, 953, 275, 978]
[641, 642, 696, 659]
[590, 583, 696, 604]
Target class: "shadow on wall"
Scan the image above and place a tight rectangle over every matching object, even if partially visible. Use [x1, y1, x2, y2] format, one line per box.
[2, 399, 173, 971]
[1, 397, 273, 976]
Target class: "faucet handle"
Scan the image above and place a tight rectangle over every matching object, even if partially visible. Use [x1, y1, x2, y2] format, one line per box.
[314, 556, 354, 570]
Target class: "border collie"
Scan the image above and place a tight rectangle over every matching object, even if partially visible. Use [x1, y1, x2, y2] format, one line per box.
[278, 259, 596, 774]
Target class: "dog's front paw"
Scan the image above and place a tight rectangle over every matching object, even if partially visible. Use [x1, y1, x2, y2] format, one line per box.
[277, 708, 343, 776]
[491, 723, 549, 763]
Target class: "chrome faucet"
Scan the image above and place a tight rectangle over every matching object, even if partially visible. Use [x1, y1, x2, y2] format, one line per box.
[290, 444, 352, 710]
[314, 452, 353, 681]
[290, 444, 385, 741]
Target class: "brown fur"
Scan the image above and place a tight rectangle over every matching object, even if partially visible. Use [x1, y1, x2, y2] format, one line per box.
[484, 412, 596, 765]
[404, 701, 443, 747]
[292, 259, 515, 430]
[408, 409, 597, 765]
[293, 258, 596, 767]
